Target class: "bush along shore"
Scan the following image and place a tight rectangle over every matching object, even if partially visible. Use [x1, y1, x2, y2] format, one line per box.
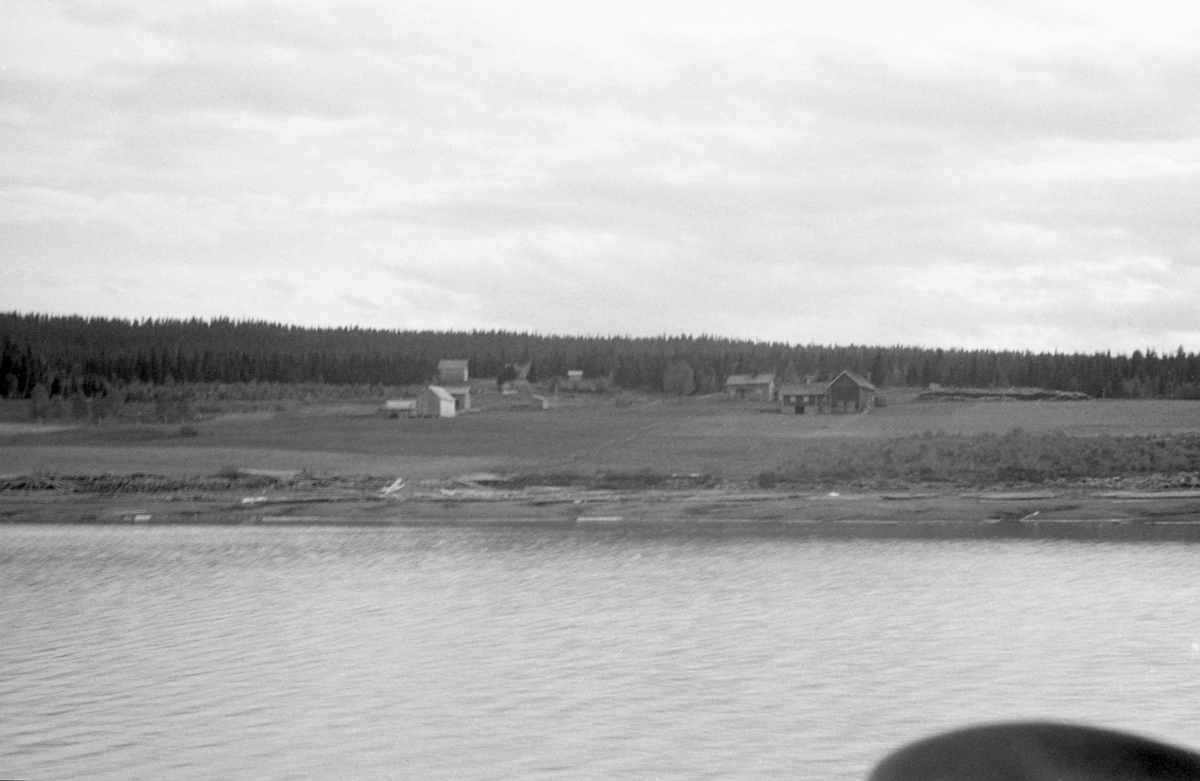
[752, 431, 1200, 488]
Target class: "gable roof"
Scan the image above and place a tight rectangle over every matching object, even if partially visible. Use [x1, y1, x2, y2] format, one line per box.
[832, 370, 877, 390]
[725, 373, 776, 386]
[438, 359, 469, 371]
[424, 385, 455, 401]
[779, 383, 830, 396]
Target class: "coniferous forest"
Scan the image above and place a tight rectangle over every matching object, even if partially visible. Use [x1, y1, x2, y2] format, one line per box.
[2, 312, 1199, 400]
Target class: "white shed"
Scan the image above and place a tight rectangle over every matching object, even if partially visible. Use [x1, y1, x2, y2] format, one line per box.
[416, 385, 457, 418]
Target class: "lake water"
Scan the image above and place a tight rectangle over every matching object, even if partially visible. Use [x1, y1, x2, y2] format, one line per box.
[3, 525, 1199, 781]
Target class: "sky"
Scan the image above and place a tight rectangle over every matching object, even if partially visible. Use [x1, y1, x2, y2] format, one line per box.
[3, 0, 1200, 354]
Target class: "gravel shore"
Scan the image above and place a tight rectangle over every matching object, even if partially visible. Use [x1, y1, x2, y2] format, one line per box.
[5, 476, 1200, 540]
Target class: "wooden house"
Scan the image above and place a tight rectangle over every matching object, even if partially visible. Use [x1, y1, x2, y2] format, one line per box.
[828, 370, 877, 412]
[724, 373, 777, 401]
[778, 383, 829, 414]
[437, 359, 469, 384]
[415, 385, 456, 417]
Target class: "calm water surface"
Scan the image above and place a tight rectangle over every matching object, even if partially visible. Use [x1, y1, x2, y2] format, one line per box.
[3, 525, 1200, 780]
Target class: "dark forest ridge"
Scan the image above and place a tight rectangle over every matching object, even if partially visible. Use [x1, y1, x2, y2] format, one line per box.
[2, 311, 1198, 400]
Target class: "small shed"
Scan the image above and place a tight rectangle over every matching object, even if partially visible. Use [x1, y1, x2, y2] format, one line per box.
[779, 383, 829, 414]
[441, 384, 472, 412]
[828, 370, 877, 412]
[381, 399, 416, 417]
[438, 359, 469, 384]
[416, 385, 456, 418]
[563, 369, 588, 391]
[725, 373, 777, 401]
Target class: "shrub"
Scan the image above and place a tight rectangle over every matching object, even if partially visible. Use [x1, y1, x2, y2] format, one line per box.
[755, 471, 782, 488]
[596, 469, 669, 490]
[755, 432, 1200, 488]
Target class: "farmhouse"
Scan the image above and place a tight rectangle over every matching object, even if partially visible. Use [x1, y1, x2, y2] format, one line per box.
[438, 359, 469, 384]
[725, 373, 776, 401]
[777, 371, 879, 413]
[828, 370, 877, 412]
[779, 383, 829, 414]
[415, 385, 457, 418]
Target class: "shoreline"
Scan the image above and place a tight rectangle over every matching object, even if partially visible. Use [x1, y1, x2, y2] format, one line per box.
[5, 478, 1200, 540]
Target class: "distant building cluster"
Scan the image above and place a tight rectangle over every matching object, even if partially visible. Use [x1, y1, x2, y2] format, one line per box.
[728, 370, 876, 413]
[386, 360, 877, 419]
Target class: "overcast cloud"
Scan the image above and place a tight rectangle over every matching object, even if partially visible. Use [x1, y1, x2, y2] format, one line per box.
[3, 0, 1199, 352]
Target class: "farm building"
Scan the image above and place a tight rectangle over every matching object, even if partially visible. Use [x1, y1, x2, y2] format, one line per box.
[725, 373, 777, 401]
[779, 383, 829, 414]
[438, 359, 469, 384]
[563, 369, 592, 391]
[381, 399, 416, 416]
[415, 385, 457, 418]
[828, 370, 877, 412]
[441, 385, 472, 412]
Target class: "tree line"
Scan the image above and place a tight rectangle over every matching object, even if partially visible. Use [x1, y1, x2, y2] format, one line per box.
[2, 312, 1199, 400]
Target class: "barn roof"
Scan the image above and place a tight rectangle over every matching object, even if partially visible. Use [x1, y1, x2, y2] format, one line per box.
[832, 370, 877, 390]
[725, 373, 776, 386]
[425, 385, 455, 401]
[779, 383, 829, 396]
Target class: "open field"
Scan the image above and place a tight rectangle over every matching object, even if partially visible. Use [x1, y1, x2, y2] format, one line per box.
[2, 393, 1200, 480]
[3, 391, 1199, 532]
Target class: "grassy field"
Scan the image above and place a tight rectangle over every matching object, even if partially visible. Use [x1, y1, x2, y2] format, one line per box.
[2, 391, 1200, 485]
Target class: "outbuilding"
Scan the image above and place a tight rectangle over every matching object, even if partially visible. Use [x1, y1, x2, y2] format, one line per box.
[725, 373, 777, 401]
[381, 399, 416, 417]
[828, 370, 877, 412]
[415, 385, 457, 417]
[779, 383, 829, 414]
[438, 359, 469, 384]
[441, 385, 472, 412]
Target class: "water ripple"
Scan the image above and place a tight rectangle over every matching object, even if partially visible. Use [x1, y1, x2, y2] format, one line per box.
[3, 527, 1200, 779]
